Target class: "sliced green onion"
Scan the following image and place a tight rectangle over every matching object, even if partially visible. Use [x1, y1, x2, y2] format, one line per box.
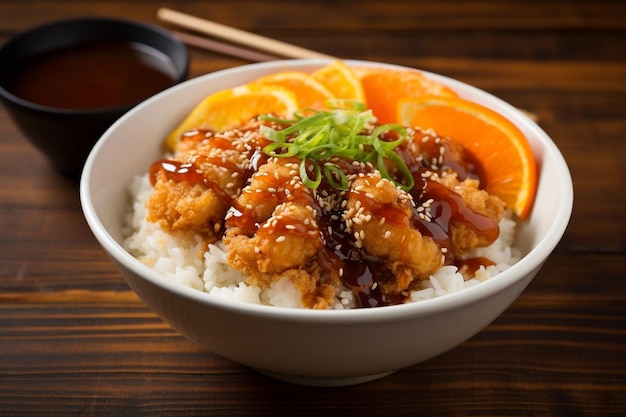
[300, 159, 321, 189]
[263, 141, 300, 158]
[260, 102, 413, 191]
[323, 163, 349, 190]
[382, 150, 414, 191]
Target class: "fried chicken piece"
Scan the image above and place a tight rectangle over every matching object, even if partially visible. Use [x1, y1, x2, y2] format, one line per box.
[400, 126, 505, 254]
[224, 158, 327, 305]
[225, 200, 322, 278]
[147, 173, 227, 239]
[146, 123, 261, 241]
[435, 173, 505, 253]
[344, 172, 444, 296]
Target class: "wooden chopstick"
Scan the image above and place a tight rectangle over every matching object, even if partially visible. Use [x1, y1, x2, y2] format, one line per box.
[172, 31, 279, 62]
[157, 8, 335, 60]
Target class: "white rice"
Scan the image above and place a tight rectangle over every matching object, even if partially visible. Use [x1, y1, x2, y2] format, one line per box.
[123, 174, 521, 309]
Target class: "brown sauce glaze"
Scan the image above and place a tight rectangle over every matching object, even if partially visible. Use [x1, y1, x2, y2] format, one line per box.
[149, 129, 254, 209]
[317, 211, 404, 308]
[396, 130, 500, 265]
[149, 158, 233, 208]
[226, 159, 320, 238]
[411, 179, 500, 263]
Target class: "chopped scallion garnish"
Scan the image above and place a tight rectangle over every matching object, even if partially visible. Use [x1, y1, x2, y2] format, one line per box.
[260, 102, 414, 191]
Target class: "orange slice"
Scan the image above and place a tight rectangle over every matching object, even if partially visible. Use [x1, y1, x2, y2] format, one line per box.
[398, 95, 537, 219]
[353, 67, 458, 123]
[249, 71, 334, 109]
[165, 84, 298, 150]
[311, 61, 366, 102]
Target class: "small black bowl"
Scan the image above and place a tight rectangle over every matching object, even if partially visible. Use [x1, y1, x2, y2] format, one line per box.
[0, 17, 189, 176]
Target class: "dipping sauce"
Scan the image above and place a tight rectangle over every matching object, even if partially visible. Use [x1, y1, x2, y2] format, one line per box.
[6, 40, 178, 109]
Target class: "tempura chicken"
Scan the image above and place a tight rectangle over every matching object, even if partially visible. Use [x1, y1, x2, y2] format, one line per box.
[147, 122, 265, 241]
[343, 172, 443, 297]
[224, 158, 322, 278]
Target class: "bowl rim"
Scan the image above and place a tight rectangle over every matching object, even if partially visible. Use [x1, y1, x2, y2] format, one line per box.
[80, 58, 574, 323]
[0, 16, 189, 115]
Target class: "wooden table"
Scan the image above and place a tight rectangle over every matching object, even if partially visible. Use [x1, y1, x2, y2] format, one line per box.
[1, 1, 624, 415]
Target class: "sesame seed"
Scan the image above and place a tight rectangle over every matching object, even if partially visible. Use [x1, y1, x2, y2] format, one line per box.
[384, 231, 391, 239]
[276, 236, 286, 243]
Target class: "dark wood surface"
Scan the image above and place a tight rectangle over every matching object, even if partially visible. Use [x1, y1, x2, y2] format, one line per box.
[1, 1, 624, 416]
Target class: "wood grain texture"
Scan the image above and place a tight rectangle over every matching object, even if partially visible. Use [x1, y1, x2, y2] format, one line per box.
[0, 0, 624, 416]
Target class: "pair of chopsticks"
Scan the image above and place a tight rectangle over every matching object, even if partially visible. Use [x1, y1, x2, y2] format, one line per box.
[157, 8, 335, 62]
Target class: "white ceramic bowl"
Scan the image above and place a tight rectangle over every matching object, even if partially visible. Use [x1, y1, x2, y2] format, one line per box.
[80, 59, 573, 387]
